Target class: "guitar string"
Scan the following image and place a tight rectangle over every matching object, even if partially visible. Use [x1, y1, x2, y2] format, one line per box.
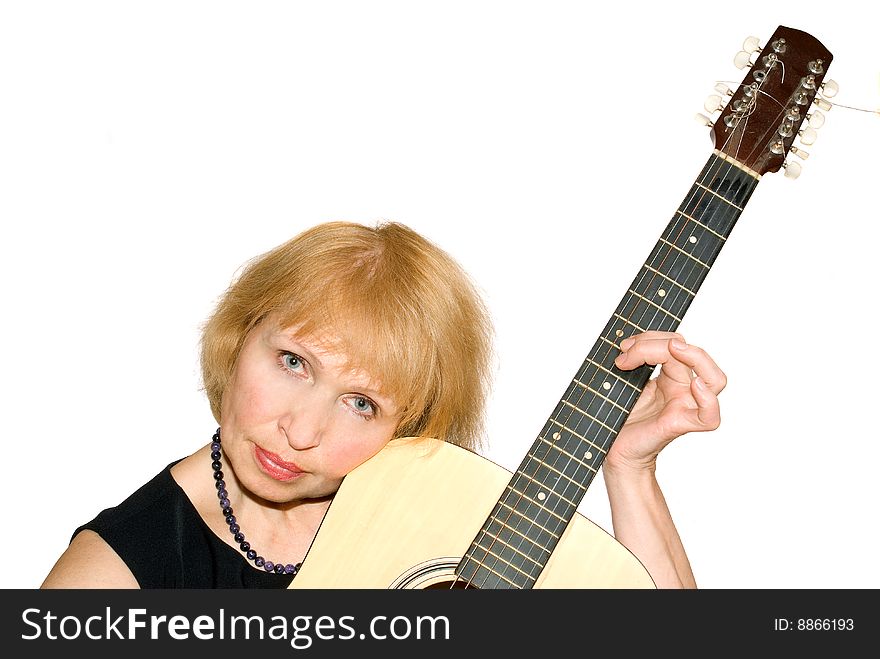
[456, 58, 801, 589]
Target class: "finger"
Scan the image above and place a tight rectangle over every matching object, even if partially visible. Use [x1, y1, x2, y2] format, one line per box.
[618, 331, 684, 351]
[668, 340, 727, 394]
[614, 336, 693, 383]
[689, 376, 722, 430]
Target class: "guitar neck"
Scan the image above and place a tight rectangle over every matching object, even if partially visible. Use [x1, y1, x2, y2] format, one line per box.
[458, 151, 761, 588]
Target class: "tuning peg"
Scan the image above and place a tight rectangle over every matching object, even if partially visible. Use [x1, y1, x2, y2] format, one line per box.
[714, 82, 733, 96]
[743, 36, 762, 53]
[783, 160, 802, 179]
[814, 97, 833, 111]
[790, 146, 810, 160]
[808, 110, 825, 128]
[695, 113, 714, 127]
[799, 126, 818, 145]
[821, 79, 839, 98]
[704, 95, 724, 113]
[734, 50, 753, 69]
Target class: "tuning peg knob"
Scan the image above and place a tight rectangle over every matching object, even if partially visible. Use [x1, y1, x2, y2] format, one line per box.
[783, 160, 802, 179]
[734, 50, 753, 69]
[799, 126, 818, 145]
[714, 82, 733, 96]
[704, 95, 724, 112]
[694, 113, 714, 127]
[790, 146, 810, 160]
[814, 97, 833, 111]
[808, 110, 825, 128]
[743, 36, 762, 53]
[821, 79, 839, 98]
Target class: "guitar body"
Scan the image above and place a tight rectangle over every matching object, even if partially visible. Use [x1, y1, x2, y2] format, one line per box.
[290, 437, 655, 589]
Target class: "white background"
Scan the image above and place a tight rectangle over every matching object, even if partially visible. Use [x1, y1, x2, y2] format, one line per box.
[2, 1, 878, 589]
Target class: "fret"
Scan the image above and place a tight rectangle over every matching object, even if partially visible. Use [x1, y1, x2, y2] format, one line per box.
[613, 312, 648, 333]
[645, 239, 712, 293]
[535, 437, 600, 472]
[457, 153, 761, 588]
[507, 481, 575, 520]
[571, 379, 630, 414]
[477, 526, 552, 558]
[491, 501, 561, 541]
[662, 214, 727, 266]
[659, 238, 710, 269]
[626, 288, 684, 323]
[533, 426, 605, 455]
[695, 182, 744, 210]
[643, 264, 697, 297]
[516, 457, 592, 505]
[560, 399, 618, 434]
[636, 263, 696, 306]
[581, 356, 643, 392]
[676, 210, 727, 241]
[547, 418, 612, 455]
[457, 557, 521, 589]
[472, 540, 542, 578]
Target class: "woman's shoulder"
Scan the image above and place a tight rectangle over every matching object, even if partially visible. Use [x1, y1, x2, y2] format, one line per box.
[41, 529, 140, 588]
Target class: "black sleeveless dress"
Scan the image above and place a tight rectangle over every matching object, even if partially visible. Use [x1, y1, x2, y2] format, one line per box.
[74, 460, 296, 588]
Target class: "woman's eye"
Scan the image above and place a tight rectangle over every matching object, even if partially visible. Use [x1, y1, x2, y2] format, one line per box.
[281, 353, 305, 373]
[350, 396, 376, 417]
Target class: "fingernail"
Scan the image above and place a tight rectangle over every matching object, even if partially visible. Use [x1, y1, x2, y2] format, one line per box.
[620, 337, 635, 351]
[693, 376, 706, 390]
[671, 338, 688, 350]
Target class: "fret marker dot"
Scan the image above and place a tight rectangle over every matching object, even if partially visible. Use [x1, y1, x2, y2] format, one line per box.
[658, 289, 666, 297]
[615, 329, 624, 337]
[584, 451, 593, 460]
[689, 235, 698, 243]
[552, 432, 560, 440]
[537, 492, 546, 501]
[603, 382, 611, 390]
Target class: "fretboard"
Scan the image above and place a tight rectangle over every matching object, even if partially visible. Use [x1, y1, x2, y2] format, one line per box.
[456, 151, 760, 588]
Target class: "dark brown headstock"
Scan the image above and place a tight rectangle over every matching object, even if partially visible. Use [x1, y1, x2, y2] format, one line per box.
[710, 26, 833, 176]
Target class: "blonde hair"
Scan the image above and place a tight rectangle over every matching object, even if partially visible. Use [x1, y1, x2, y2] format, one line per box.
[200, 221, 494, 451]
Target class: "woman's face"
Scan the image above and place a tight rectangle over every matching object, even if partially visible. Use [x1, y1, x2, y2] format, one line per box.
[219, 317, 402, 505]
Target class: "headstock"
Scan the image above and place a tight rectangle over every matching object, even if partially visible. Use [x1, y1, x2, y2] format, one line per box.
[700, 26, 834, 178]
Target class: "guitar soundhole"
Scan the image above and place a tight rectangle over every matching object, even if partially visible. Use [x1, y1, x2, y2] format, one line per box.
[388, 557, 475, 589]
[423, 578, 474, 590]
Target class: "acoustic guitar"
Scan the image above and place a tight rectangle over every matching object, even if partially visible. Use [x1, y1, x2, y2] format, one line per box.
[290, 25, 834, 589]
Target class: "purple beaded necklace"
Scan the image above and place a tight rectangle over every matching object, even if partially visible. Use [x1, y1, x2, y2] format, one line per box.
[211, 428, 301, 576]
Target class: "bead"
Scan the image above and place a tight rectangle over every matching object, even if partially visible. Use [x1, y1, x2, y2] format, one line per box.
[211, 427, 297, 578]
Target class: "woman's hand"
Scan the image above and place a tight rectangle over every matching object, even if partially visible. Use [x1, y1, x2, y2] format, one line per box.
[606, 331, 727, 474]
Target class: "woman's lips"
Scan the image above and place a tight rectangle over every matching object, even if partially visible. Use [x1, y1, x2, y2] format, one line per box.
[254, 445, 303, 482]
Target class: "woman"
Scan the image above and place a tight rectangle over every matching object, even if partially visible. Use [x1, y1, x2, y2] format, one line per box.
[41, 220, 724, 589]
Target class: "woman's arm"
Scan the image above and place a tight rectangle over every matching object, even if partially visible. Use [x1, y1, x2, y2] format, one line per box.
[604, 332, 727, 588]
